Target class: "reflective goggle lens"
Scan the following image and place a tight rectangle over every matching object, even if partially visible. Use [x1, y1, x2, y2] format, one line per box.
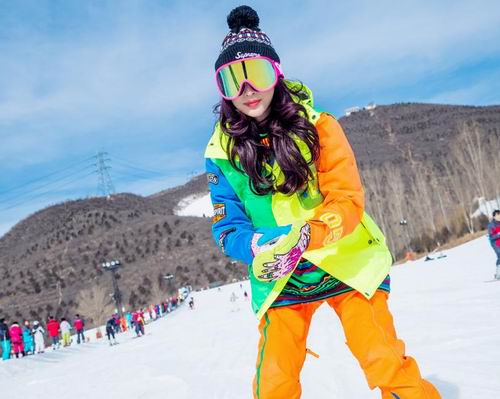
[216, 58, 278, 99]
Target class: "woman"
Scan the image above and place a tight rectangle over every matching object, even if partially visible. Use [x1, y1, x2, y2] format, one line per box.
[206, 6, 441, 399]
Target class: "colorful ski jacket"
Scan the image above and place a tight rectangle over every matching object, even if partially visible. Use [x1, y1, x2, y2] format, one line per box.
[22, 326, 33, 344]
[488, 220, 500, 247]
[47, 320, 60, 337]
[9, 324, 23, 344]
[73, 318, 84, 331]
[205, 83, 393, 319]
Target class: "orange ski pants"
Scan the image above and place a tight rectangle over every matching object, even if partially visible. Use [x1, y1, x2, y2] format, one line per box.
[252, 291, 441, 399]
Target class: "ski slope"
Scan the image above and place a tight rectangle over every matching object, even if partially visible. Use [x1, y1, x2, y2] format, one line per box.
[1, 235, 499, 398]
[175, 193, 212, 218]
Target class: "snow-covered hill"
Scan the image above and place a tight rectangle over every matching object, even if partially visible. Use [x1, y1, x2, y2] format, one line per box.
[1, 235, 500, 398]
[175, 193, 212, 218]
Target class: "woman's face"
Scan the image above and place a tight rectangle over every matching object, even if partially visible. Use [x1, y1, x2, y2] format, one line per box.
[231, 83, 274, 122]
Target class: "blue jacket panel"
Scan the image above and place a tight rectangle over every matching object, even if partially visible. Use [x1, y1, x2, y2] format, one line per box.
[205, 159, 255, 265]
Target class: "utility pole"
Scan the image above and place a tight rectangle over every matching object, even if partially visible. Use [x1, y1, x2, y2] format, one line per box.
[163, 274, 175, 293]
[102, 260, 123, 316]
[95, 151, 115, 198]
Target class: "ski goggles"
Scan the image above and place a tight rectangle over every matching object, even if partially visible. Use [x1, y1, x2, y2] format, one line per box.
[215, 56, 283, 100]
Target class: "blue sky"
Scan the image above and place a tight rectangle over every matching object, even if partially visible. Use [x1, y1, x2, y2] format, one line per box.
[1, 0, 500, 236]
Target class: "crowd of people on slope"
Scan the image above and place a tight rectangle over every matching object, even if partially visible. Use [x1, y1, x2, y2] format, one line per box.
[1, 293, 186, 360]
[0, 314, 86, 359]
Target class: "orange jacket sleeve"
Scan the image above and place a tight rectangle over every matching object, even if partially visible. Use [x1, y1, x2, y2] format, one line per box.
[306, 113, 365, 250]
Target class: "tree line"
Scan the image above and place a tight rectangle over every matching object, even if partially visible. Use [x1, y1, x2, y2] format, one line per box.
[360, 122, 500, 259]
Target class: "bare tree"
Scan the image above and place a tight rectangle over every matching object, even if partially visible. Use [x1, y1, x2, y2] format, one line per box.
[412, 163, 439, 236]
[383, 165, 412, 252]
[483, 133, 500, 211]
[458, 123, 489, 200]
[76, 284, 114, 327]
[362, 166, 394, 250]
[150, 280, 167, 304]
[443, 159, 475, 233]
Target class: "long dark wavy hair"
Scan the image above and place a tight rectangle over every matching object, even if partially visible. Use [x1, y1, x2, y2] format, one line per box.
[214, 78, 320, 196]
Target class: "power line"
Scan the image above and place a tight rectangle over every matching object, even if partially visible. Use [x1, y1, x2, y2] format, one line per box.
[0, 170, 96, 212]
[109, 155, 170, 176]
[0, 156, 96, 198]
[111, 169, 171, 182]
[0, 164, 96, 205]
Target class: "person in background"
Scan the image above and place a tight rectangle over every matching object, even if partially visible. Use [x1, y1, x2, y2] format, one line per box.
[73, 314, 85, 344]
[120, 314, 127, 332]
[22, 321, 34, 355]
[32, 321, 45, 354]
[229, 292, 239, 312]
[46, 316, 61, 349]
[60, 318, 72, 347]
[112, 313, 121, 334]
[488, 209, 500, 279]
[125, 311, 133, 330]
[0, 318, 11, 360]
[105, 317, 118, 346]
[9, 322, 25, 358]
[134, 310, 145, 337]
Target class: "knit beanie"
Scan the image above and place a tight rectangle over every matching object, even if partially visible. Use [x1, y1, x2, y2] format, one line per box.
[215, 5, 280, 70]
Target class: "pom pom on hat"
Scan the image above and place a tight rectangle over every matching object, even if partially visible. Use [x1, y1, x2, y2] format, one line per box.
[227, 5, 260, 33]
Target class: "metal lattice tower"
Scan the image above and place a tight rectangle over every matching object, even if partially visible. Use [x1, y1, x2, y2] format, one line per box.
[95, 151, 115, 197]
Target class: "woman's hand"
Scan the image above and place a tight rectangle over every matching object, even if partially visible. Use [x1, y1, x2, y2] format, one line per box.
[252, 223, 311, 282]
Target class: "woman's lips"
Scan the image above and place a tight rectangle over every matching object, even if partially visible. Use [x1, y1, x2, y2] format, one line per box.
[244, 99, 262, 108]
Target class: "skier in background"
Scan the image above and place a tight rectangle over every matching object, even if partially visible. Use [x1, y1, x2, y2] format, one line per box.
[60, 318, 72, 347]
[206, 6, 441, 398]
[105, 317, 118, 346]
[112, 313, 121, 334]
[9, 322, 25, 358]
[73, 314, 85, 344]
[120, 314, 127, 332]
[134, 311, 145, 337]
[32, 321, 45, 354]
[229, 292, 239, 312]
[125, 311, 133, 330]
[188, 297, 195, 310]
[46, 316, 61, 349]
[22, 321, 34, 355]
[488, 209, 500, 279]
[0, 318, 10, 360]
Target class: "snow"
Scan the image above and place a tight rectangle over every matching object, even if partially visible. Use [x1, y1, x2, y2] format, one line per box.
[175, 193, 212, 218]
[2, 235, 500, 398]
[472, 196, 500, 218]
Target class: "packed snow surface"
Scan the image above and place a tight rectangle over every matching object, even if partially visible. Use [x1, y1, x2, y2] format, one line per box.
[1, 235, 500, 398]
[175, 193, 212, 218]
